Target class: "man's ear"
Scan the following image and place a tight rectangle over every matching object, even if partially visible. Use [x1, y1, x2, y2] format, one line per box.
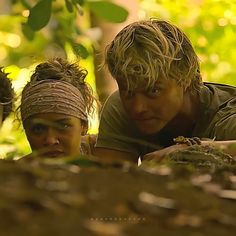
[81, 121, 88, 135]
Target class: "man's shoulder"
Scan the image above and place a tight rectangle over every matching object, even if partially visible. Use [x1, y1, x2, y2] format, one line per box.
[204, 82, 236, 95]
[198, 82, 236, 140]
[105, 90, 122, 104]
[201, 82, 236, 107]
[102, 90, 124, 114]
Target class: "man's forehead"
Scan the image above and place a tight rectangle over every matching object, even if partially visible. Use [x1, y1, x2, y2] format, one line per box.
[118, 78, 159, 91]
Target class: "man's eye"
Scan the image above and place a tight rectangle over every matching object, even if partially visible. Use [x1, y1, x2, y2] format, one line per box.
[31, 124, 47, 134]
[147, 88, 160, 96]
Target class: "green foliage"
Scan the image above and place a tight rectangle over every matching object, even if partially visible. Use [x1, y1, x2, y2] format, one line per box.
[28, 0, 52, 31]
[65, 0, 74, 12]
[87, 0, 129, 23]
[22, 23, 35, 40]
[139, 0, 236, 85]
[2, 0, 129, 63]
[71, 43, 89, 59]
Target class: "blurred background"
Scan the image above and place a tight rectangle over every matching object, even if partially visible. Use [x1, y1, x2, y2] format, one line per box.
[0, 0, 236, 159]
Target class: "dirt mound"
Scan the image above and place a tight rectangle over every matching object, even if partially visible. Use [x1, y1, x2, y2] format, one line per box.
[1, 152, 236, 236]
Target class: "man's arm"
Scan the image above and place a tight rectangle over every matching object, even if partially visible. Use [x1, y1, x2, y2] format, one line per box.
[142, 140, 236, 162]
[204, 140, 236, 157]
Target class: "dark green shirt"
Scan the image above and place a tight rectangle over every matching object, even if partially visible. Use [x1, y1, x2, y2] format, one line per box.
[96, 83, 236, 156]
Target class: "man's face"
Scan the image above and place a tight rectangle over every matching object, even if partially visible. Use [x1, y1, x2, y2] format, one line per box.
[119, 78, 184, 135]
[24, 113, 85, 158]
[0, 104, 3, 128]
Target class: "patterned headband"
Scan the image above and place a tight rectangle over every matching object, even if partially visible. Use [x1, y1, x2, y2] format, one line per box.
[21, 80, 87, 122]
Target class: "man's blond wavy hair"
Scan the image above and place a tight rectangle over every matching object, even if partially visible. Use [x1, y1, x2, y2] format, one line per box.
[105, 19, 202, 92]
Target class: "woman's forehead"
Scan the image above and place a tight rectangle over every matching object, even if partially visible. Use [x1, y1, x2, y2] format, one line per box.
[27, 113, 79, 123]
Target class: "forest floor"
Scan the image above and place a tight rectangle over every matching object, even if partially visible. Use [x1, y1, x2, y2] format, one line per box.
[1, 145, 236, 236]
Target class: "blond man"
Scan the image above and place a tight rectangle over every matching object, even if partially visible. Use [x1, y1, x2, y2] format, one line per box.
[95, 19, 236, 163]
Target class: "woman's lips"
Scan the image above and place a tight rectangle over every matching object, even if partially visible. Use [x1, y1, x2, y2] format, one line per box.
[43, 151, 64, 158]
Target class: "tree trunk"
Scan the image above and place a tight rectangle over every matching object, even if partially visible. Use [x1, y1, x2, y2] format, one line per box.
[91, 0, 139, 104]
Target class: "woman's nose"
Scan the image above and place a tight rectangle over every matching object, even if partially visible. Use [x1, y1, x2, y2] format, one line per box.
[43, 128, 59, 146]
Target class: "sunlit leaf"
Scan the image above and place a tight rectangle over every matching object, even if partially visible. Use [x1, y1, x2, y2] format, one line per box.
[65, 0, 74, 13]
[27, 0, 52, 31]
[73, 0, 85, 6]
[20, 0, 32, 9]
[87, 0, 128, 23]
[72, 43, 89, 58]
[21, 23, 35, 40]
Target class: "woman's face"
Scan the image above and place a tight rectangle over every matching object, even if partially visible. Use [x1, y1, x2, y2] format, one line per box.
[24, 113, 85, 158]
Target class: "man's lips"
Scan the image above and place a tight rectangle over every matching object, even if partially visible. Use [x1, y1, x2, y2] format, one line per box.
[133, 117, 156, 122]
[132, 118, 159, 128]
[134, 118, 152, 121]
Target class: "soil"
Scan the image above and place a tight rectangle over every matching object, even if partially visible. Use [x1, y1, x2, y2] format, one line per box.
[1, 145, 236, 236]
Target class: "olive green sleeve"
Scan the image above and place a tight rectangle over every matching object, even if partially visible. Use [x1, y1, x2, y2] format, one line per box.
[211, 113, 236, 140]
[207, 98, 236, 140]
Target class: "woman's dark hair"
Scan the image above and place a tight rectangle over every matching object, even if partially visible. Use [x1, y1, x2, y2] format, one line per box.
[0, 67, 14, 121]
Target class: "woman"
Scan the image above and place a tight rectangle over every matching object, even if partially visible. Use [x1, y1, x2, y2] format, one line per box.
[19, 57, 98, 158]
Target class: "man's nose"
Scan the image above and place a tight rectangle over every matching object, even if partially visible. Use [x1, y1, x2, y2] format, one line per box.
[43, 128, 59, 146]
[131, 94, 148, 114]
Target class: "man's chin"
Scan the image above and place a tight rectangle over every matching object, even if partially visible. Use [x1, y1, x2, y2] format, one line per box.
[136, 125, 163, 135]
[134, 119, 165, 134]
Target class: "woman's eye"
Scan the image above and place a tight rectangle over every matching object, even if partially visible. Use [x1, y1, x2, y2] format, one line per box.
[57, 123, 71, 131]
[31, 124, 47, 134]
